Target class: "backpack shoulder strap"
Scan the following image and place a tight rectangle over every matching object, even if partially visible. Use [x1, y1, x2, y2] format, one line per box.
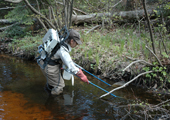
[61, 42, 69, 51]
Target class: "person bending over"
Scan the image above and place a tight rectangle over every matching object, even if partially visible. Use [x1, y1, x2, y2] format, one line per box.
[41, 29, 89, 95]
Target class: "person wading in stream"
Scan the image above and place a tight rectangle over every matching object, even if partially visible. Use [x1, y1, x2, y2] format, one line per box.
[41, 29, 89, 95]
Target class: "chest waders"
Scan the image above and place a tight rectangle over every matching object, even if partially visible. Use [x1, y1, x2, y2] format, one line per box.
[45, 44, 69, 91]
[45, 65, 61, 91]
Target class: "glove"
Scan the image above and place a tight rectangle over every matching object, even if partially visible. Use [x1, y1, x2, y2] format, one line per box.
[76, 69, 89, 84]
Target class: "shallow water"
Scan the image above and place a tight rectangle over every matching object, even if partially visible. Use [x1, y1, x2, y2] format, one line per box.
[0, 53, 161, 120]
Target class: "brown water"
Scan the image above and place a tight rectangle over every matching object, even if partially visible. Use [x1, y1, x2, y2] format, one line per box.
[0, 53, 161, 120]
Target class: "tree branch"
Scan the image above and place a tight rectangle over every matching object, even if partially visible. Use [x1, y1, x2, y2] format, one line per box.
[0, 7, 15, 10]
[0, 22, 18, 31]
[123, 60, 153, 72]
[50, 6, 59, 31]
[99, 71, 153, 98]
[110, 0, 123, 15]
[35, 0, 40, 12]
[23, 0, 56, 29]
[146, 45, 163, 66]
[0, 19, 16, 24]
[85, 25, 101, 35]
[55, 1, 87, 15]
[37, 17, 48, 32]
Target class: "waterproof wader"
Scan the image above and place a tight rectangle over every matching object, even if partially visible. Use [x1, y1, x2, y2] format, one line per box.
[40, 60, 65, 95]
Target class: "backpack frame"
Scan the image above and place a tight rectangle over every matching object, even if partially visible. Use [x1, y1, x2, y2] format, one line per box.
[36, 26, 69, 69]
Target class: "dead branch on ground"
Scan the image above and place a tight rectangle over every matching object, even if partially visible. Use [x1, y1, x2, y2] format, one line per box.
[122, 60, 153, 72]
[100, 71, 153, 98]
[85, 25, 101, 35]
[146, 45, 163, 66]
[0, 22, 19, 31]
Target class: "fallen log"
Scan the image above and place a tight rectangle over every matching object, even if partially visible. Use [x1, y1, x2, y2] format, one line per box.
[1, 8, 170, 29]
[4, 0, 22, 3]
[0, 7, 15, 10]
[72, 8, 170, 25]
[0, 19, 16, 24]
[0, 9, 154, 25]
[0, 9, 157, 31]
[72, 9, 155, 24]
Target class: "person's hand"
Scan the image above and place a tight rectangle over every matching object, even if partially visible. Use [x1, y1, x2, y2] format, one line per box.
[76, 69, 89, 84]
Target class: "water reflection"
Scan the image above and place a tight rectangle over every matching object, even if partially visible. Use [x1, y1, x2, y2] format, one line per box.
[0, 91, 54, 120]
[0, 53, 162, 119]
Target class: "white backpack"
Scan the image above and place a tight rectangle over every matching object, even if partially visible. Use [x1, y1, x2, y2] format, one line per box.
[36, 26, 69, 69]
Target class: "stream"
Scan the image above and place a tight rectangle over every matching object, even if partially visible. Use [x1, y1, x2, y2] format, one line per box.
[0, 53, 161, 120]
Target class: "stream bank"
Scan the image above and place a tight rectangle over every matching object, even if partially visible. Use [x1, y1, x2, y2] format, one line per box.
[0, 35, 170, 98]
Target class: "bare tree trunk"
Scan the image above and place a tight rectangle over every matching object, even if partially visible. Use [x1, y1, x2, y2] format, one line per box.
[142, 0, 156, 54]
[63, 0, 74, 28]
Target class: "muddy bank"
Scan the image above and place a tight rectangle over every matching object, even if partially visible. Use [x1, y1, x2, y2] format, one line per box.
[0, 38, 35, 60]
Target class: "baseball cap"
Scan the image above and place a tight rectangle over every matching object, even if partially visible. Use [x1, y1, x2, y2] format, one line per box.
[69, 29, 82, 45]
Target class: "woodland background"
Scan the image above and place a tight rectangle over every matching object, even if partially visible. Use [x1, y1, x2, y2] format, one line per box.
[0, 0, 170, 119]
